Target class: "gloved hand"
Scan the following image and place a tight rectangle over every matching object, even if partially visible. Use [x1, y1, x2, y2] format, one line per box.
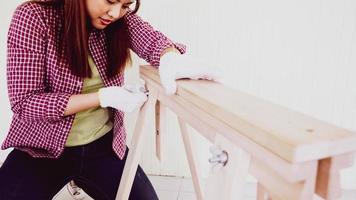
[98, 86, 147, 112]
[159, 53, 222, 95]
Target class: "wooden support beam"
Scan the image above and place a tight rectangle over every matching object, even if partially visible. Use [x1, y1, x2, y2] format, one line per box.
[316, 153, 355, 199]
[155, 101, 166, 160]
[257, 182, 271, 200]
[178, 118, 205, 200]
[250, 158, 318, 200]
[116, 87, 158, 200]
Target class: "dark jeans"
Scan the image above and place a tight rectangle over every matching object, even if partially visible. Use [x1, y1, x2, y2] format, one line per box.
[0, 131, 158, 200]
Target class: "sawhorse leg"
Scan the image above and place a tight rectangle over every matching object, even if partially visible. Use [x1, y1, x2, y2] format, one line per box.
[316, 153, 354, 200]
[116, 88, 158, 200]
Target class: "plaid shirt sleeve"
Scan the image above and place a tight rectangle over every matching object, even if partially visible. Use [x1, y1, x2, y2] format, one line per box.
[7, 4, 71, 123]
[124, 11, 186, 67]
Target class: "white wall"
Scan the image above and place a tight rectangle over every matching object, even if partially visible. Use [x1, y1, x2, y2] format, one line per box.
[1, 0, 355, 189]
[136, 0, 356, 189]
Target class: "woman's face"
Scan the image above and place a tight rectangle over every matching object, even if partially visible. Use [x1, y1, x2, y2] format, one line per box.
[85, 0, 134, 29]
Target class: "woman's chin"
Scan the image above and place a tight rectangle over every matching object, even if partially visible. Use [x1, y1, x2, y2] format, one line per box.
[91, 20, 108, 30]
[93, 23, 106, 30]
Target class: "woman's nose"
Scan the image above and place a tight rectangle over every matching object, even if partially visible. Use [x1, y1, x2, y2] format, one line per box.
[107, 4, 122, 19]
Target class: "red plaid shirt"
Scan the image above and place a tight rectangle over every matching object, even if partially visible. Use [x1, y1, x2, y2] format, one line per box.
[2, 2, 185, 159]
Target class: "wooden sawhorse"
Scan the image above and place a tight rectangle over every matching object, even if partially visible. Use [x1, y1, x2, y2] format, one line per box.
[116, 66, 356, 200]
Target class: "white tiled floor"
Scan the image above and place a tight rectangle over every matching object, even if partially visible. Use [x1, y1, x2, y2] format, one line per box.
[149, 176, 195, 200]
[53, 175, 356, 200]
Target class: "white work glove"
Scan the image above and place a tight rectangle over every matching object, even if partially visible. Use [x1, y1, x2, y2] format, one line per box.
[98, 85, 147, 112]
[159, 53, 222, 95]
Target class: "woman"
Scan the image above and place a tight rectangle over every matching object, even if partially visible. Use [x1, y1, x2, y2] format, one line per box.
[0, 0, 220, 199]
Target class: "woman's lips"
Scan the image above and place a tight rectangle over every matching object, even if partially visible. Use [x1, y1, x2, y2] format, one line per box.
[100, 18, 112, 25]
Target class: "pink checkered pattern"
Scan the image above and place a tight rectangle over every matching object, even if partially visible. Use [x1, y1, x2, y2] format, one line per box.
[2, 2, 185, 159]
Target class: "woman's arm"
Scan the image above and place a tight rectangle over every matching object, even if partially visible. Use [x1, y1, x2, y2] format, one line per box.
[124, 11, 186, 67]
[63, 92, 100, 116]
[7, 3, 72, 123]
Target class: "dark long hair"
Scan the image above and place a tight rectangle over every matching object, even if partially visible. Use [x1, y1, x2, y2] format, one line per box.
[31, 0, 140, 78]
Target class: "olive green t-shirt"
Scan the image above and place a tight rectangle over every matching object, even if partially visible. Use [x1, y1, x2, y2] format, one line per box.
[65, 56, 113, 147]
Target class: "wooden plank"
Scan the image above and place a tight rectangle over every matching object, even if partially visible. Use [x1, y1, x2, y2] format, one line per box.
[141, 70, 314, 183]
[140, 65, 356, 163]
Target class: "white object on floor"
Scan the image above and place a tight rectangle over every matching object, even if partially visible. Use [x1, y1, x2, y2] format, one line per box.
[52, 181, 92, 200]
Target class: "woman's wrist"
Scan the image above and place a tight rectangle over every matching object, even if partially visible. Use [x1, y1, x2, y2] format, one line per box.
[160, 47, 180, 58]
[90, 92, 100, 107]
